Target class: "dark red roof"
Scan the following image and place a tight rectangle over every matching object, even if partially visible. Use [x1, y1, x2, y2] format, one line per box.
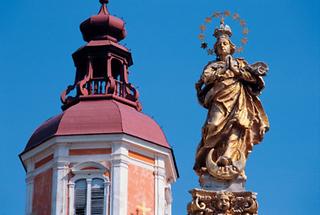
[23, 100, 170, 153]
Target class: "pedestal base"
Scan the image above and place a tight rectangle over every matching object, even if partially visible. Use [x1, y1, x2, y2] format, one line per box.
[199, 174, 246, 192]
[187, 188, 258, 215]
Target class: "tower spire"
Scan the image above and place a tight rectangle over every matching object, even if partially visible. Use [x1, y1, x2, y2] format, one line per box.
[98, 0, 109, 15]
[60, 0, 141, 111]
[99, 0, 109, 4]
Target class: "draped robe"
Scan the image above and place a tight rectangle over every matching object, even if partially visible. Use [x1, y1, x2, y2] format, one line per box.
[194, 58, 269, 174]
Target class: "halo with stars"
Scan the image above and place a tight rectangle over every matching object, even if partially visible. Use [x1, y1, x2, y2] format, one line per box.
[198, 11, 249, 55]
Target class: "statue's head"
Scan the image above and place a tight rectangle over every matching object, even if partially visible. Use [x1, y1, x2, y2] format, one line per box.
[214, 37, 236, 57]
[213, 20, 235, 59]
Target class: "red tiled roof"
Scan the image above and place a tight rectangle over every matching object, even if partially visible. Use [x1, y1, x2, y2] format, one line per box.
[23, 100, 170, 153]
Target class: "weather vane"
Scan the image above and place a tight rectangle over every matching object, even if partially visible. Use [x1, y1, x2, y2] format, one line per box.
[198, 11, 249, 55]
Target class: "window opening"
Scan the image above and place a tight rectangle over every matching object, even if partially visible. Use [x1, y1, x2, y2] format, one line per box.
[75, 179, 87, 215]
[111, 59, 123, 82]
[91, 178, 105, 215]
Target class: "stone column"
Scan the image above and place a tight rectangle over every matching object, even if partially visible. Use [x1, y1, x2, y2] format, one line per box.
[86, 178, 92, 215]
[68, 182, 75, 215]
[110, 143, 129, 215]
[51, 161, 69, 215]
[51, 144, 69, 215]
[103, 180, 111, 215]
[154, 156, 166, 215]
[25, 172, 34, 215]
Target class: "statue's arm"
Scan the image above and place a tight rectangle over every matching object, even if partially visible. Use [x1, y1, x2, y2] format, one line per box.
[246, 62, 269, 76]
[195, 78, 204, 95]
[200, 62, 220, 85]
[239, 69, 256, 83]
[235, 59, 258, 83]
[195, 62, 221, 106]
[195, 63, 215, 91]
[237, 59, 268, 94]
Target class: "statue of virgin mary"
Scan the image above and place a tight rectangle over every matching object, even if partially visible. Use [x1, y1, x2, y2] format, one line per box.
[194, 21, 269, 181]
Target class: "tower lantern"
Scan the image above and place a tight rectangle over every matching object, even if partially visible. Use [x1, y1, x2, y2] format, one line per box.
[20, 1, 178, 215]
[61, 0, 140, 111]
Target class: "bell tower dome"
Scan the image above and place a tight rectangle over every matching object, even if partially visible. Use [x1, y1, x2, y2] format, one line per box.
[20, 1, 178, 215]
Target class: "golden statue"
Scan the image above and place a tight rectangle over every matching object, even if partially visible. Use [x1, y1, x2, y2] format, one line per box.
[194, 20, 269, 181]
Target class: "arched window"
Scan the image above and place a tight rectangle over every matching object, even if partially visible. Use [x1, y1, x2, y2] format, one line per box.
[69, 162, 110, 215]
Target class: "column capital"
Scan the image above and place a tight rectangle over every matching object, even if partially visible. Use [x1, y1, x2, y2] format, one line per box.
[52, 161, 69, 170]
[111, 154, 130, 166]
[112, 142, 128, 155]
[25, 173, 34, 184]
[68, 182, 75, 188]
[154, 166, 166, 178]
[54, 143, 69, 157]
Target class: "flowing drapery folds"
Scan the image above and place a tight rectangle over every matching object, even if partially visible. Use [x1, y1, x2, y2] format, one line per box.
[194, 57, 269, 180]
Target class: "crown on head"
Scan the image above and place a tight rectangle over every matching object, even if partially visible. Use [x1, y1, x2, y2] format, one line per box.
[214, 18, 232, 39]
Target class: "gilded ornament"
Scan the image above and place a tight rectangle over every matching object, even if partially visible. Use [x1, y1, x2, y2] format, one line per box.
[187, 189, 258, 215]
[194, 19, 269, 181]
[188, 13, 268, 215]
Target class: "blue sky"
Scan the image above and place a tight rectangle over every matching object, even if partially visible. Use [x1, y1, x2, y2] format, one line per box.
[0, 0, 319, 214]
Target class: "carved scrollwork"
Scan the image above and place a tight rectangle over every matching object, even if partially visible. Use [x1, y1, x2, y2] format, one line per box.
[125, 83, 139, 101]
[231, 196, 258, 214]
[60, 74, 90, 107]
[188, 189, 258, 215]
[79, 78, 89, 95]
[188, 192, 213, 215]
[60, 84, 77, 105]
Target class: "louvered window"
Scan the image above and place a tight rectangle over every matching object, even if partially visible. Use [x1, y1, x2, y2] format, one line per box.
[75, 179, 87, 215]
[72, 177, 107, 215]
[91, 178, 105, 215]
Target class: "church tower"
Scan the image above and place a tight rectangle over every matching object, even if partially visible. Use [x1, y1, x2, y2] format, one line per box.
[19, 1, 178, 214]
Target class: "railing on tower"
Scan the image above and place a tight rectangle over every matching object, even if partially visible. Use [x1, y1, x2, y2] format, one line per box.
[61, 76, 140, 111]
[82, 77, 137, 98]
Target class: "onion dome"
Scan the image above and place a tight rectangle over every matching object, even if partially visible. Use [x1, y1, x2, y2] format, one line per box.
[80, 0, 126, 42]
